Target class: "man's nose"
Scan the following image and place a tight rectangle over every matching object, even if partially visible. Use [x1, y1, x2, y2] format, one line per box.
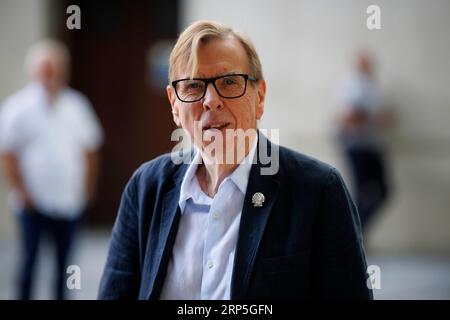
[202, 83, 223, 111]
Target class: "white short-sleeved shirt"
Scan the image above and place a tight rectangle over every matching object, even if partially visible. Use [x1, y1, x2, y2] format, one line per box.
[337, 71, 383, 113]
[0, 82, 103, 219]
[336, 71, 384, 148]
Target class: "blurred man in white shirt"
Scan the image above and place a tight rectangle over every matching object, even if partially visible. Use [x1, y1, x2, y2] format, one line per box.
[0, 39, 103, 299]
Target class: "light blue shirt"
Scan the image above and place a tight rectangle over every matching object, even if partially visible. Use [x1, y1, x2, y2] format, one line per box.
[159, 136, 258, 300]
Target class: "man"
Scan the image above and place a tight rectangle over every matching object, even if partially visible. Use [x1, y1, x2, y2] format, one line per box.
[336, 51, 390, 229]
[0, 40, 103, 299]
[99, 20, 372, 299]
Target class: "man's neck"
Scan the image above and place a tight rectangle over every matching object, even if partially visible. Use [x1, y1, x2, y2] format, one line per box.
[36, 81, 64, 104]
[196, 162, 238, 198]
[45, 87, 61, 104]
[196, 132, 257, 197]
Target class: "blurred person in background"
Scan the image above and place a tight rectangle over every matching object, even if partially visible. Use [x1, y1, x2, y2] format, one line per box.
[336, 51, 391, 230]
[0, 39, 103, 299]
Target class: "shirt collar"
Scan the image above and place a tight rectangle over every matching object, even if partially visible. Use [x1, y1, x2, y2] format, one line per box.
[178, 134, 258, 213]
[29, 82, 66, 109]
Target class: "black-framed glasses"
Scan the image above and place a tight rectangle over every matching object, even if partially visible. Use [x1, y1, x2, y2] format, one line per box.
[171, 73, 258, 103]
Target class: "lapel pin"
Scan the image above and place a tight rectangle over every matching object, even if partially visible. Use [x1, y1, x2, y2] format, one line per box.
[252, 192, 265, 207]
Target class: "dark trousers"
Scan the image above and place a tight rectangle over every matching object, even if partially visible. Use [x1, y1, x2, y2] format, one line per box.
[345, 147, 389, 229]
[17, 208, 79, 300]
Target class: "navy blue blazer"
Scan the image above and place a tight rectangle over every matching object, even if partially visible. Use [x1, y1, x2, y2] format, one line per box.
[98, 132, 372, 300]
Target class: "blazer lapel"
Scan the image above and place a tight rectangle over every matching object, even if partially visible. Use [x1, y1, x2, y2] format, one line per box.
[143, 161, 189, 300]
[231, 133, 280, 299]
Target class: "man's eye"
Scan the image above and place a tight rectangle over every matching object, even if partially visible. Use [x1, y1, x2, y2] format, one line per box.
[188, 82, 201, 89]
[224, 78, 237, 85]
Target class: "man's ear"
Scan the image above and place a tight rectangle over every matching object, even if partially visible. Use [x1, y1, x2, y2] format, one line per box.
[255, 79, 266, 120]
[167, 85, 181, 127]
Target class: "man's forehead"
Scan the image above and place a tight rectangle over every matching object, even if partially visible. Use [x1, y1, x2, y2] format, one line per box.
[176, 58, 250, 79]
[197, 38, 246, 63]
[176, 68, 249, 80]
[191, 68, 246, 79]
[173, 37, 250, 79]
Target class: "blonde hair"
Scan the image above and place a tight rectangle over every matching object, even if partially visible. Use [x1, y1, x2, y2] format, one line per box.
[168, 20, 263, 82]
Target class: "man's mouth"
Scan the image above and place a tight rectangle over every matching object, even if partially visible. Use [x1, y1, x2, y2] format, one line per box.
[202, 122, 230, 131]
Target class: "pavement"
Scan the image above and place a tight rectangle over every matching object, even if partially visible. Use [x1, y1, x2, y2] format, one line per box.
[0, 228, 449, 300]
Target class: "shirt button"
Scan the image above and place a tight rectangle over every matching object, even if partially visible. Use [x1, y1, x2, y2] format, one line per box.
[212, 212, 220, 220]
[207, 259, 214, 269]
